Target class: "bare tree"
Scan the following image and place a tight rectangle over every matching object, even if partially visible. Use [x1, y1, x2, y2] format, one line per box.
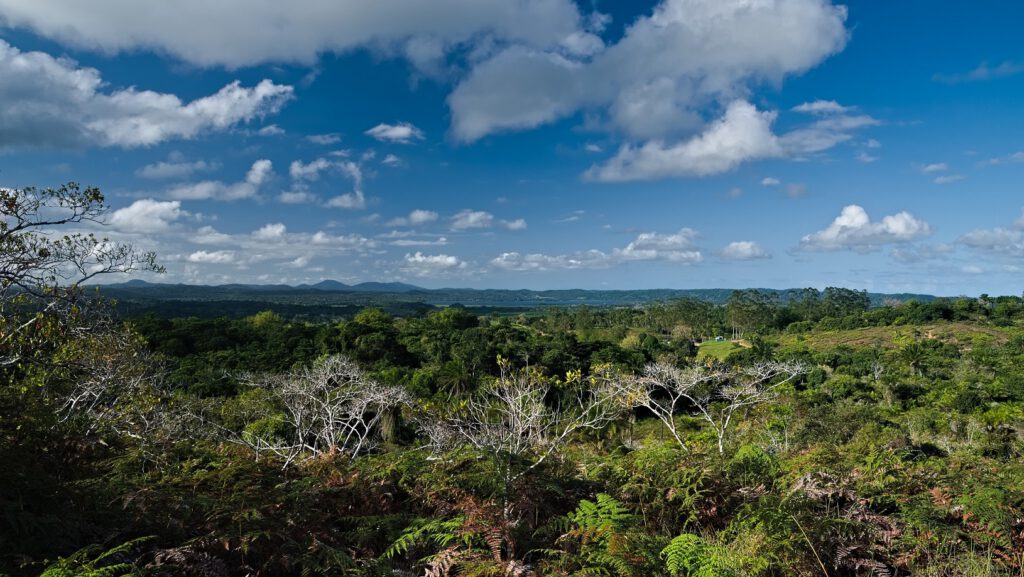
[54, 326, 169, 441]
[423, 360, 625, 482]
[239, 355, 411, 467]
[618, 360, 805, 453]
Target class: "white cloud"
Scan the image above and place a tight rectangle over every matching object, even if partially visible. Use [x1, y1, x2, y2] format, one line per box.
[503, 218, 528, 231]
[253, 223, 287, 240]
[289, 158, 333, 181]
[491, 228, 702, 271]
[890, 243, 955, 264]
[585, 100, 784, 181]
[325, 192, 366, 209]
[934, 61, 1024, 84]
[187, 250, 236, 264]
[306, 133, 342, 145]
[616, 229, 700, 262]
[387, 209, 439, 227]
[321, 161, 366, 209]
[167, 159, 273, 201]
[136, 158, 216, 179]
[980, 151, 1024, 166]
[586, 97, 877, 181]
[448, 209, 525, 231]
[792, 100, 851, 114]
[0, 40, 292, 150]
[800, 205, 932, 252]
[277, 190, 318, 204]
[777, 110, 879, 156]
[257, 124, 284, 136]
[855, 151, 877, 163]
[761, 177, 781, 186]
[365, 122, 425, 144]
[451, 209, 495, 230]
[381, 154, 402, 166]
[389, 236, 449, 247]
[959, 211, 1024, 257]
[0, 0, 590, 68]
[921, 163, 948, 173]
[720, 241, 770, 260]
[449, 0, 848, 142]
[934, 174, 965, 185]
[403, 252, 466, 276]
[108, 199, 185, 233]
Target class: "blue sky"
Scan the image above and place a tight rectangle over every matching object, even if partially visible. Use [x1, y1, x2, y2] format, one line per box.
[1, 0, 1023, 295]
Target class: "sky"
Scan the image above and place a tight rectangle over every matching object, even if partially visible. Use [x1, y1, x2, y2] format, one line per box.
[1, 0, 1023, 296]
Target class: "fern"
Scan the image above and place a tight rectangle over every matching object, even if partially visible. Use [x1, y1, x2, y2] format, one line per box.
[661, 534, 741, 577]
[383, 516, 468, 560]
[39, 536, 154, 577]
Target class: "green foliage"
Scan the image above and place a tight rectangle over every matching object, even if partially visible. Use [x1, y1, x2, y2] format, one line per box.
[661, 534, 744, 577]
[38, 537, 152, 577]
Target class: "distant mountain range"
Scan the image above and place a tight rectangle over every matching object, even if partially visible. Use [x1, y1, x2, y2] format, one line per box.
[100, 280, 938, 308]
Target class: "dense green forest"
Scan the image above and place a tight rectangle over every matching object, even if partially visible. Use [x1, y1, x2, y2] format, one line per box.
[3, 185, 1024, 576]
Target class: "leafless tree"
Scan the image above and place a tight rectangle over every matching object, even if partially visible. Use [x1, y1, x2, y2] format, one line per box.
[54, 326, 169, 441]
[617, 360, 805, 453]
[422, 359, 626, 483]
[239, 355, 411, 467]
[417, 359, 627, 530]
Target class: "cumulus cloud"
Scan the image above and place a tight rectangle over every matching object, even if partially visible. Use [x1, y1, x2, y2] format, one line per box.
[451, 210, 494, 230]
[585, 98, 876, 182]
[403, 252, 466, 276]
[585, 101, 783, 181]
[319, 161, 366, 209]
[167, 159, 273, 201]
[387, 209, 439, 227]
[958, 210, 1024, 257]
[0, 0, 591, 68]
[491, 228, 702, 271]
[800, 205, 932, 252]
[253, 223, 287, 240]
[449, 0, 848, 142]
[720, 241, 770, 260]
[921, 163, 948, 173]
[0, 40, 292, 150]
[108, 199, 185, 233]
[187, 250, 235, 264]
[761, 177, 781, 186]
[365, 122, 424, 144]
[450, 209, 527, 231]
[289, 158, 334, 181]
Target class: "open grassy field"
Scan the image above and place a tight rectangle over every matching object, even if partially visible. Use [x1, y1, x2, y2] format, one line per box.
[773, 321, 1014, 352]
[697, 339, 745, 360]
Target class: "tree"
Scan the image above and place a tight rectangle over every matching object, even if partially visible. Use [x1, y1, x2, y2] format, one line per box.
[238, 354, 411, 467]
[1, 182, 161, 366]
[420, 357, 626, 509]
[617, 360, 805, 453]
